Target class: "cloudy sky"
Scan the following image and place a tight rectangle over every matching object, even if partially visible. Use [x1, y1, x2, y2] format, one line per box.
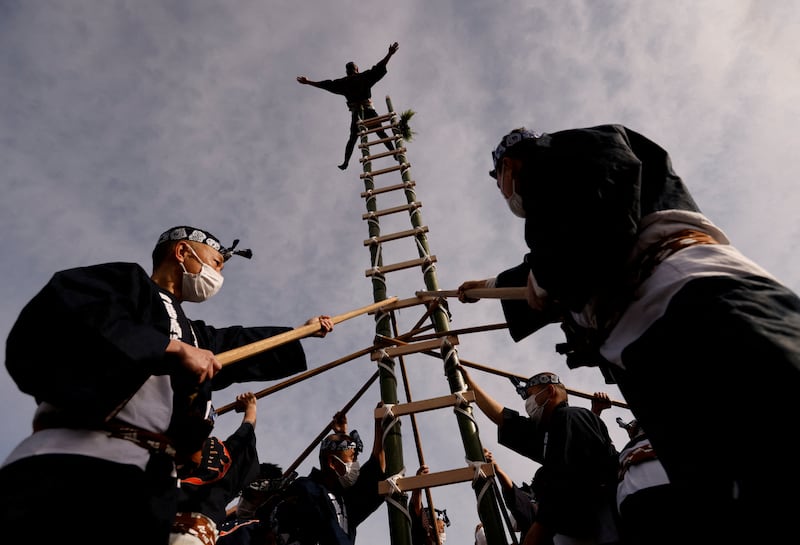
[2, 1, 799, 543]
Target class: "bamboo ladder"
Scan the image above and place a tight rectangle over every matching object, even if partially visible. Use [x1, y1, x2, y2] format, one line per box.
[354, 97, 510, 545]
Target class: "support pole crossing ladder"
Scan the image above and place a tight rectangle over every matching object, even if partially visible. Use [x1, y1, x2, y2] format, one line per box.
[355, 97, 509, 545]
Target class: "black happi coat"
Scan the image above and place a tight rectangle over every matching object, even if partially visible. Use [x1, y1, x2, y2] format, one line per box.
[493, 125, 800, 539]
[499, 403, 618, 538]
[5, 262, 307, 423]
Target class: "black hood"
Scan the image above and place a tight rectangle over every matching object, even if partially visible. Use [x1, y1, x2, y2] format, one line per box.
[520, 124, 700, 311]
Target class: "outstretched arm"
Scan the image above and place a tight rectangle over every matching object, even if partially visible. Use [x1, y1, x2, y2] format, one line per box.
[296, 75, 327, 88]
[459, 365, 505, 426]
[376, 42, 399, 69]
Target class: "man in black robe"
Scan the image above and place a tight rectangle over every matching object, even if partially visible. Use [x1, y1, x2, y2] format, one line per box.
[297, 42, 399, 170]
[0, 225, 333, 545]
[461, 368, 619, 545]
[457, 125, 800, 544]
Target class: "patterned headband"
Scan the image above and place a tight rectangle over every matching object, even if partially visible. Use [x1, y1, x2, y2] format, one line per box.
[509, 373, 561, 399]
[156, 226, 253, 261]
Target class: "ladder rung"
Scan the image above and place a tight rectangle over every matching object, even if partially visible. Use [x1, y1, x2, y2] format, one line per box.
[360, 163, 408, 178]
[360, 112, 395, 127]
[360, 147, 406, 163]
[378, 464, 495, 495]
[360, 123, 396, 137]
[365, 255, 436, 277]
[372, 390, 472, 416]
[364, 226, 429, 246]
[359, 135, 400, 149]
[361, 180, 415, 198]
[362, 201, 421, 219]
[371, 335, 457, 359]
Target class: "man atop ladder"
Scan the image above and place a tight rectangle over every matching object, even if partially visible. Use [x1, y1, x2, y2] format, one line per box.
[296, 42, 399, 170]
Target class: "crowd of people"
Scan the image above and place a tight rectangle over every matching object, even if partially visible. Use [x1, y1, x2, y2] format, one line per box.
[3, 41, 800, 545]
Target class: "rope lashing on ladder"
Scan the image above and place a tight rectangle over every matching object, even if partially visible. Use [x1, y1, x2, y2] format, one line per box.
[440, 338, 458, 364]
[414, 237, 433, 263]
[408, 200, 422, 222]
[378, 402, 409, 516]
[383, 468, 411, 521]
[466, 458, 494, 506]
[379, 403, 402, 442]
[375, 306, 392, 333]
[369, 240, 383, 267]
[452, 388, 477, 423]
[375, 351, 394, 375]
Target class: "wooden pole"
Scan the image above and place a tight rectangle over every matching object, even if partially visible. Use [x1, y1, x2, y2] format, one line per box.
[377, 334, 629, 409]
[456, 357, 629, 409]
[213, 344, 376, 415]
[281, 370, 380, 479]
[216, 296, 398, 367]
[415, 287, 527, 300]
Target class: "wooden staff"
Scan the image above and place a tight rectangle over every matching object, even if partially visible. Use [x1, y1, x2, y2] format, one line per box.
[213, 344, 376, 415]
[415, 287, 527, 300]
[377, 334, 629, 409]
[281, 370, 380, 479]
[457, 357, 629, 409]
[215, 296, 398, 367]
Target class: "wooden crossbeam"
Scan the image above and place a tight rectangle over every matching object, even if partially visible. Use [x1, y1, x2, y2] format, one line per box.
[360, 123, 396, 137]
[363, 226, 429, 246]
[378, 463, 495, 495]
[371, 335, 458, 359]
[362, 202, 421, 219]
[360, 180, 415, 197]
[360, 147, 406, 163]
[365, 255, 436, 276]
[373, 390, 474, 417]
[360, 163, 408, 178]
[360, 112, 394, 127]
[359, 135, 399, 149]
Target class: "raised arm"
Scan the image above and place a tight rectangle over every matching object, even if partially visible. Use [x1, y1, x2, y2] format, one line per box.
[459, 365, 505, 426]
[376, 42, 399, 69]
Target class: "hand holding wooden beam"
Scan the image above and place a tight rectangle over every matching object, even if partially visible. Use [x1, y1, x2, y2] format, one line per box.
[416, 287, 527, 300]
[215, 296, 398, 367]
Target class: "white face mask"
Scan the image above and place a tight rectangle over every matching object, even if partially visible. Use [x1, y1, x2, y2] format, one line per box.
[498, 160, 526, 218]
[181, 245, 224, 302]
[474, 526, 487, 545]
[524, 389, 548, 423]
[506, 190, 526, 218]
[333, 456, 360, 488]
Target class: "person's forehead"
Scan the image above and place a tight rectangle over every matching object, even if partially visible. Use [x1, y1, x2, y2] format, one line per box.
[335, 448, 356, 461]
[190, 241, 224, 261]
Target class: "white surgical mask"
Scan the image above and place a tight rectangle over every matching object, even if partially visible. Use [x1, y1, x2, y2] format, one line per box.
[437, 531, 446, 544]
[506, 190, 526, 218]
[524, 389, 548, 423]
[474, 526, 487, 545]
[181, 245, 224, 302]
[498, 161, 526, 218]
[333, 456, 360, 488]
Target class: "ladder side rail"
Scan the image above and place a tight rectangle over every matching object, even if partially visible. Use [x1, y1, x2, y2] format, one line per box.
[385, 96, 509, 545]
[356, 106, 412, 545]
